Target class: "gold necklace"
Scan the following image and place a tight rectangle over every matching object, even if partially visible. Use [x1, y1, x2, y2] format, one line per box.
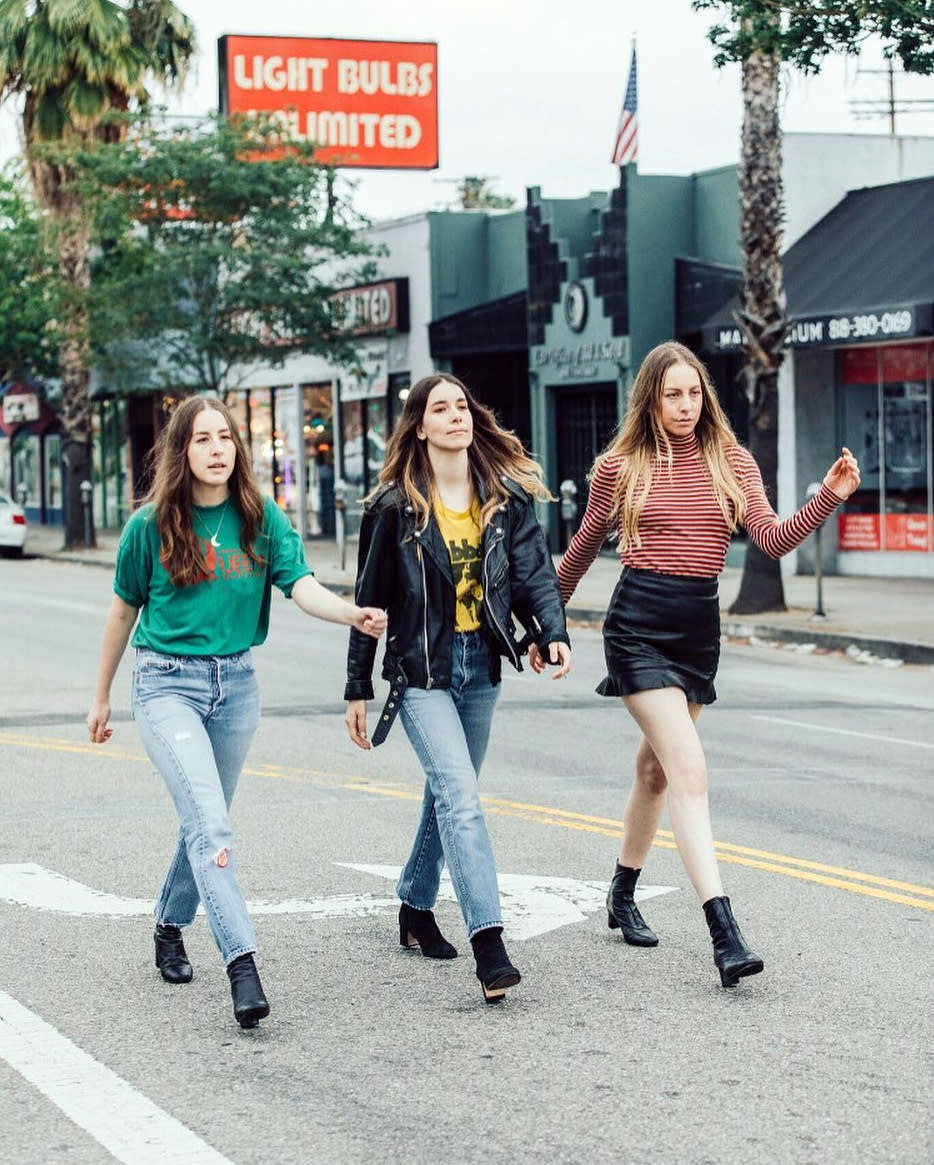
[194, 497, 230, 548]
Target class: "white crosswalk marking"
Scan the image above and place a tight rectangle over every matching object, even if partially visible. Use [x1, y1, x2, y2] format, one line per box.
[0, 989, 233, 1164]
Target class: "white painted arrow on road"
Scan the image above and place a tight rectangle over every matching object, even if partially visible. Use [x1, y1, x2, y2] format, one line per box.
[0, 863, 397, 920]
[0, 862, 678, 940]
[341, 863, 678, 940]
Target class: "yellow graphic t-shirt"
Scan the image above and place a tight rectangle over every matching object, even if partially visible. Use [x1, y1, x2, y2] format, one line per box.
[434, 497, 483, 632]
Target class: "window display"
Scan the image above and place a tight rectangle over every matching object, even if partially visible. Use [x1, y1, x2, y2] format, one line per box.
[838, 344, 931, 552]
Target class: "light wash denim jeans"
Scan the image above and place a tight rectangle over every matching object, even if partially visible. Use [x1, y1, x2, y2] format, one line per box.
[397, 631, 503, 939]
[132, 648, 261, 967]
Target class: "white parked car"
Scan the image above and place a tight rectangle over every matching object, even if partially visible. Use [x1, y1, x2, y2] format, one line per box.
[0, 492, 27, 556]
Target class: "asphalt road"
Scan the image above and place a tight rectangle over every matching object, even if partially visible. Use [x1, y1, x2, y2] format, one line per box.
[1, 557, 932, 1165]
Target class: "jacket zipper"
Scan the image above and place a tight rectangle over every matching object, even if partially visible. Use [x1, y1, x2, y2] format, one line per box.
[482, 520, 518, 668]
[416, 538, 433, 689]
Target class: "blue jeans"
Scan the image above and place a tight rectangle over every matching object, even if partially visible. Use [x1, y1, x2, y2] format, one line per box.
[397, 632, 502, 938]
[132, 649, 261, 966]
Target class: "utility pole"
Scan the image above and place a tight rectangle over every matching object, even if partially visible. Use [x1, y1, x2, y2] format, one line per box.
[848, 59, 934, 133]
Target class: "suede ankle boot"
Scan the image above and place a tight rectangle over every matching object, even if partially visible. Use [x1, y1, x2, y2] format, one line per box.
[470, 927, 521, 1004]
[606, 863, 659, 946]
[702, 895, 764, 987]
[398, 903, 458, 959]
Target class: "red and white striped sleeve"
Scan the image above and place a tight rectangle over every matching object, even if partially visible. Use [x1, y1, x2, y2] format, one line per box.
[556, 455, 621, 603]
[730, 446, 841, 559]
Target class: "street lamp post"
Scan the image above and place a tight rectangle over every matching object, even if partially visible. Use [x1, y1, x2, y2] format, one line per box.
[805, 482, 826, 619]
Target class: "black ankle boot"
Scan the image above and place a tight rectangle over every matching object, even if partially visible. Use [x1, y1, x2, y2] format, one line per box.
[470, 927, 521, 1004]
[606, 863, 659, 946]
[702, 895, 764, 987]
[399, 903, 458, 959]
[226, 954, 270, 1029]
[154, 922, 193, 984]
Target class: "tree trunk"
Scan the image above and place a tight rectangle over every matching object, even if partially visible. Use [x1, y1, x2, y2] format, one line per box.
[57, 218, 97, 549]
[729, 37, 789, 615]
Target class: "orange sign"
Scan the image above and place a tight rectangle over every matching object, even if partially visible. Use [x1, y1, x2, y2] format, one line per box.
[838, 512, 933, 552]
[218, 35, 438, 170]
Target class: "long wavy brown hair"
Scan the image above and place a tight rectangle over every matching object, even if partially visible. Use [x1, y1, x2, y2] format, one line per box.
[144, 396, 265, 587]
[590, 341, 746, 549]
[371, 374, 552, 530]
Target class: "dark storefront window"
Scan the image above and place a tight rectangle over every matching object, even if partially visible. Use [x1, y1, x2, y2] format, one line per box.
[340, 395, 389, 533]
[303, 384, 335, 537]
[837, 344, 932, 552]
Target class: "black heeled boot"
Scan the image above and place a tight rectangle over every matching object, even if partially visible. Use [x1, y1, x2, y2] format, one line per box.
[226, 954, 270, 1029]
[702, 895, 764, 988]
[606, 863, 659, 946]
[398, 903, 458, 959]
[470, 927, 521, 1004]
[154, 922, 193, 984]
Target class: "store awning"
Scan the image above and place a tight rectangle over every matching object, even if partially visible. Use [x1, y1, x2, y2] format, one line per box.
[429, 291, 528, 358]
[701, 176, 934, 351]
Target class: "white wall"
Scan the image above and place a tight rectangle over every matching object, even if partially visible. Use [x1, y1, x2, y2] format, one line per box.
[233, 213, 433, 392]
[783, 132, 934, 247]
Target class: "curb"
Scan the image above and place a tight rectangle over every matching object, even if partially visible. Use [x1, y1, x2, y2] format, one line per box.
[567, 605, 934, 667]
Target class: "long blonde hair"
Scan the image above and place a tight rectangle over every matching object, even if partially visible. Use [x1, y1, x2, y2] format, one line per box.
[590, 341, 746, 549]
[145, 396, 265, 587]
[372, 373, 552, 530]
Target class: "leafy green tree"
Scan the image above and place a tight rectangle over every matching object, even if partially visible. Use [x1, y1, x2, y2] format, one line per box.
[692, 0, 934, 612]
[0, 165, 59, 383]
[74, 115, 376, 397]
[0, 0, 195, 546]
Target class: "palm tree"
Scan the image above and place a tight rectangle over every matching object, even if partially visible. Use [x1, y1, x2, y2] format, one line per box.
[0, 0, 195, 546]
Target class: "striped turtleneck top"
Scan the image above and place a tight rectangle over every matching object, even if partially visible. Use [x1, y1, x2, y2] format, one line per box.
[558, 432, 842, 603]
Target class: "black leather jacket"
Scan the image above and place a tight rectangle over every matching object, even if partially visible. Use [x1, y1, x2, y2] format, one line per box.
[345, 477, 569, 719]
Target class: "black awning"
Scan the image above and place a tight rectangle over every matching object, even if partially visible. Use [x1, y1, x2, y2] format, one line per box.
[429, 292, 528, 358]
[701, 176, 934, 351]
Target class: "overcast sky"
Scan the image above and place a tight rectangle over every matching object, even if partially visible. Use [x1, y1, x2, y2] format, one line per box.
[3, 0, 934, 220]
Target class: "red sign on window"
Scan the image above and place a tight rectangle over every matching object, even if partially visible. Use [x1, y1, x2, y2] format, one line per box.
[884, 514, 932, 551]
[839, 512, 932, 551]
[838, 513, 881, 550]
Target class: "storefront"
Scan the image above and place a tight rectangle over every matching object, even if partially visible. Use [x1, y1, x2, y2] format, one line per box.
[0, 386, 63, 525]
[835, 341, 932, 561]
[526, 187, 631, 547]
[703, 176, 934, 578]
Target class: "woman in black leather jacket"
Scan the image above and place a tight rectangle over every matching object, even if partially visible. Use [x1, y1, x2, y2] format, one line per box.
[345, 374, 571, 1003]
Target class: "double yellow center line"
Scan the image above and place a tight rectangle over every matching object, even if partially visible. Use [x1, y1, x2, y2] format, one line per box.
[3, 733, 932, 913]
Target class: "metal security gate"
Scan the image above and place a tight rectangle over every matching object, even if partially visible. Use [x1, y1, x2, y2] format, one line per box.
[554, 383, 618, 547]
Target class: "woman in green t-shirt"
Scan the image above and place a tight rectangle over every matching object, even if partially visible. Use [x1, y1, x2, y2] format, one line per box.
[87, 396, 386, 1030]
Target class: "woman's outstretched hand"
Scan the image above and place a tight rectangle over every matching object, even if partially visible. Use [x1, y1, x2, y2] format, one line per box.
[346, 699, 370, 749]
[823, 447, 861, 500]
[528, 642, 572, 679]
[354, 606, 388, 639]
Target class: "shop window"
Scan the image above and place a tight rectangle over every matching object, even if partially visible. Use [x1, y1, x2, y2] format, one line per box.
[12, 430, 40, 510]
[340, 393, 390, 537]
[44, 434, 62, 516]
[91, 399, 129, 528]
[837, 345, 932, 552]
[247, 390, 276, 500]
[303, 383, 335, 537]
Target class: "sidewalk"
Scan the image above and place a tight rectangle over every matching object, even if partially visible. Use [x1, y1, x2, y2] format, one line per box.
[23, 524, 934, 666]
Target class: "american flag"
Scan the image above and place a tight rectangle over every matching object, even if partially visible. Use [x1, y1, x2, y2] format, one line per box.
[611, 44, 638, 166]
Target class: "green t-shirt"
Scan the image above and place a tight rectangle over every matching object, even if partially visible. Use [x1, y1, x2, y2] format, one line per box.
[114, 496, 312, 655]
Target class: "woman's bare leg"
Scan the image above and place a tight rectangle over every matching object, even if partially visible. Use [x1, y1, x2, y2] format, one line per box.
[621, 687, 722, 903]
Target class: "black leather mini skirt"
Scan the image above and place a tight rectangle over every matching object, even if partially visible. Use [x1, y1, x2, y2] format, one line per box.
[597, 566, 721, 705]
